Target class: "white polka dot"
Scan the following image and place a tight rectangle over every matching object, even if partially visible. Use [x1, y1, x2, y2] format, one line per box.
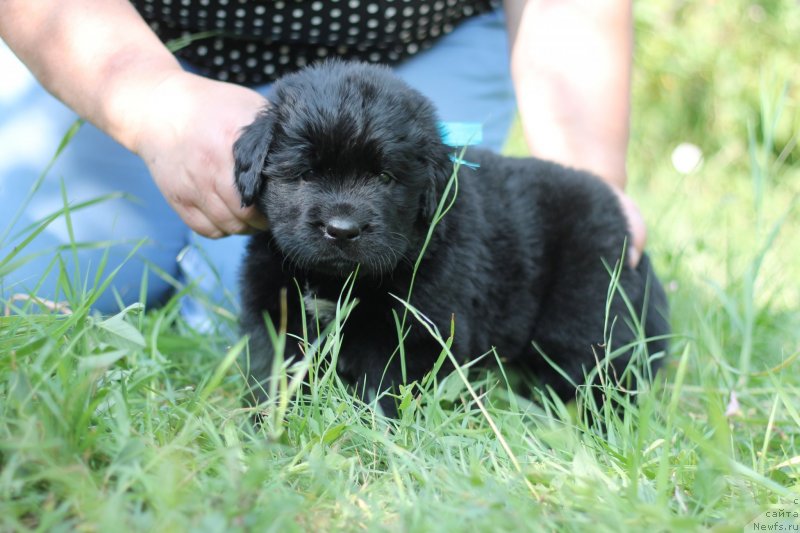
[135, 0, 477, 82]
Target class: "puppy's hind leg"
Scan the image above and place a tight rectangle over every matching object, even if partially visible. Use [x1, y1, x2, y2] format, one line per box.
[529, 251, 665, 409]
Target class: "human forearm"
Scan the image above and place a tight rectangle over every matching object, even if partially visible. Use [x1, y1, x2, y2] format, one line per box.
[506, 0, 632, 189]
[0, 0, 182, 151]
[0, 0, 266, 237]
[1, 0, 269, 236]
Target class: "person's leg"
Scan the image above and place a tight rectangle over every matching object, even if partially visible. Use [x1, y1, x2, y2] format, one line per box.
[178, 9, 517, 327]
[394, 9, 516, 152]
[0, 41, 187, 313]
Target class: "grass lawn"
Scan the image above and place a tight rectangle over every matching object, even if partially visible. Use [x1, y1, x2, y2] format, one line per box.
[2, 1, 799, 531]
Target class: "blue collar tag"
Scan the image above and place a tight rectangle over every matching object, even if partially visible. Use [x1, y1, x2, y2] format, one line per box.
[439, 122, 482, 170]
[448, 155, 481, 170]
[438, 122, 483, 147]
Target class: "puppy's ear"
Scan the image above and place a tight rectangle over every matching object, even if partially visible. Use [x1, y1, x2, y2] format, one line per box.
[233, 107, 277, 207]
[422, 153, 453, 221]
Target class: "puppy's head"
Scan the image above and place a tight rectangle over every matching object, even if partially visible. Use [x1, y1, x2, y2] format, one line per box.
[234, 60, 451, 277]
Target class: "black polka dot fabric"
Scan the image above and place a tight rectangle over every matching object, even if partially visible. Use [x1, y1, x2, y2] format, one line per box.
[130, 0, 501, 86]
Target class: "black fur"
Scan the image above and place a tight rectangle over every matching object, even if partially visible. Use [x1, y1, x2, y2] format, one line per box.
[234, 60, 669, 415]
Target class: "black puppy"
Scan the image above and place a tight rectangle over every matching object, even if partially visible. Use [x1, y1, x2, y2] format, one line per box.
[234, 60, 669, 415]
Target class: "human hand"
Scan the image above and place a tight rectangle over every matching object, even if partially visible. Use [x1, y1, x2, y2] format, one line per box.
[130, 70, 269, 238]
[609, 186, 646, 267]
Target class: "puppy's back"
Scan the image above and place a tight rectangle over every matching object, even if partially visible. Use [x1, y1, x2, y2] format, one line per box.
[446, 148, 669, 394]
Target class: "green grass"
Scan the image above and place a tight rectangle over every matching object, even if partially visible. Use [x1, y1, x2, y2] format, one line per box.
[2, 1, 800, 530]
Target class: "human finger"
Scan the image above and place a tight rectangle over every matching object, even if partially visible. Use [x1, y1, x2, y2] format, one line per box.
[610, 187, 646, 267]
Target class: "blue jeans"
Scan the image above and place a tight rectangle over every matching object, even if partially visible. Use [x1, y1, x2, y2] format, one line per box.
[0, 10, 515, 318]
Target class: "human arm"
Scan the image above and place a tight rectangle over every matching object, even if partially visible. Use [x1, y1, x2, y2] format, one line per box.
[0, 0, 267, 237]
[504, 0, 644, 265]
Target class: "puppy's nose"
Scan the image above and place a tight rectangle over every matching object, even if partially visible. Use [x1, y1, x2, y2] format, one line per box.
[324, 217, 361, 241]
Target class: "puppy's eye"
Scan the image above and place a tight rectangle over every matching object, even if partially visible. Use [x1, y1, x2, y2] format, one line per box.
[301, 169, 318, 182]
[377, 171, 395, 184]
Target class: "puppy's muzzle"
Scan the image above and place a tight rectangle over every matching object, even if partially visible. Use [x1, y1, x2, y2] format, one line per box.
[323, 217, 362, 242]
